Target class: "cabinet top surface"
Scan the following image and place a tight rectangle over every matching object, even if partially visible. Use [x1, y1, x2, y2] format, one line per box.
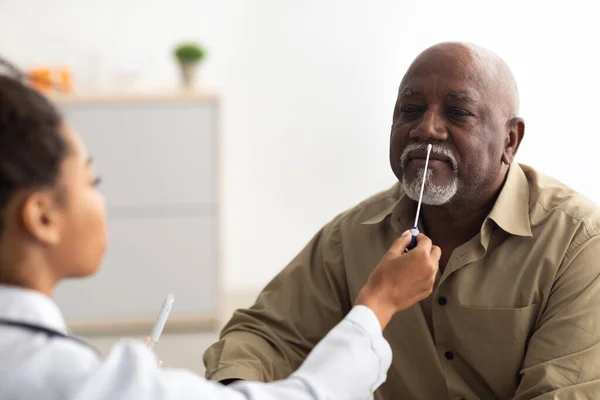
[51, 91, 219, 104]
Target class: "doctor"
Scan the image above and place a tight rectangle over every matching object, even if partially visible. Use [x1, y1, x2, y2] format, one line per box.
[0, 63, 441, 399]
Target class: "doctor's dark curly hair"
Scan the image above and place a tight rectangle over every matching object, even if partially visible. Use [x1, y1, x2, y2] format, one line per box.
[0, 57, 68, 232]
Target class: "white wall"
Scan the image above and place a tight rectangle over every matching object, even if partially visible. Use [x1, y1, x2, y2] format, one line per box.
[1, 0, 599, 292]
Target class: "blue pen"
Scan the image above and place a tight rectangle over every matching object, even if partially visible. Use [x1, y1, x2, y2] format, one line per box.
[407, 144, 432, 250]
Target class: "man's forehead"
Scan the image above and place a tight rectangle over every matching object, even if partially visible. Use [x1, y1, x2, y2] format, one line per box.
[399, 46, 505, 103]
[401, 61, 487, 89]
[397, 42, 519, 116]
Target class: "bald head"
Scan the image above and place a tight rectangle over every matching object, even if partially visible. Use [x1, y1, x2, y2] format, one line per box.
[401, 42, 520, 119]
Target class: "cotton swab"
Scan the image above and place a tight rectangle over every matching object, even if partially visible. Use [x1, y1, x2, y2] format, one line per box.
[407, 144, 432, 250]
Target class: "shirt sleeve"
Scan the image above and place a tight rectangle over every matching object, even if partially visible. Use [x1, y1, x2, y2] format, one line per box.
[203, 217, 352, 382]
[512, 235, 600, 399]
[70, 306, 391, 400]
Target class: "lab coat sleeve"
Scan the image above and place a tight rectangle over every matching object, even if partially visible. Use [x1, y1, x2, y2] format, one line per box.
[72, 305, 391, 400]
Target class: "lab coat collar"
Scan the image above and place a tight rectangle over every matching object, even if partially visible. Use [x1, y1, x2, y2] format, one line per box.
[0, 284, 68, 335]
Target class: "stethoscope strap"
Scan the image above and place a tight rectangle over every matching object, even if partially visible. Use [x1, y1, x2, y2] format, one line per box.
[0, 318, 100, 356]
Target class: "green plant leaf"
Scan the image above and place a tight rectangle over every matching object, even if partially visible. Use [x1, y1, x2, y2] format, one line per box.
[174, 43, 206, 63]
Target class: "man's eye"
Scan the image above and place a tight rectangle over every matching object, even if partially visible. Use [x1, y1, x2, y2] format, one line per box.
[448, 108, 473, 116]
[400, 105, 421, 113]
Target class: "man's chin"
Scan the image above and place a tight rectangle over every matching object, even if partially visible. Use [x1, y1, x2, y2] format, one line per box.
[402, 176, 455, 191]
[401, 177, 458, 206]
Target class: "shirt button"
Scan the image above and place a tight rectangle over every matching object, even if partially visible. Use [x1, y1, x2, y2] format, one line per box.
[445, 351, 454, 360]
[437, 297, 447, 306]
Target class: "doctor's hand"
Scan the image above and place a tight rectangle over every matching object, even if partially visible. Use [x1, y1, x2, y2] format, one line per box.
[356, 231, 441, 330]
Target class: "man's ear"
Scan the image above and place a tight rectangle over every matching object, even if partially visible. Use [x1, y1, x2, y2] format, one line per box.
[20, 190, 64, 246]
[502, 117, 525, 165]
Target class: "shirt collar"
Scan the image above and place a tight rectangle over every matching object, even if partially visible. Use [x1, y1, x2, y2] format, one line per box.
[361, 198, 400, 226]
[361, 184, 416, 235]
[0, 284, 68, 334]
[362, 163, 533, 238]
[486, 163, 533, 237]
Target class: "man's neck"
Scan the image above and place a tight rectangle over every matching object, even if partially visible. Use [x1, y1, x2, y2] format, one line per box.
[421, 198, 495, 248]
[419, 171, 508, 268]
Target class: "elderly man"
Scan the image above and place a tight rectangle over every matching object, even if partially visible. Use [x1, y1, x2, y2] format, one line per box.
[204, 42, 600, 399]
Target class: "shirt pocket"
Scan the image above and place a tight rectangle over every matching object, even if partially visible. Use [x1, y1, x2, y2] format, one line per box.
[453, 303, 540, 398]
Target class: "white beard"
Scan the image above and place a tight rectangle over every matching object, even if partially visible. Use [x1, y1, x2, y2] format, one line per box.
[402, 167, 458, 206]
[400, 143, 459, 206]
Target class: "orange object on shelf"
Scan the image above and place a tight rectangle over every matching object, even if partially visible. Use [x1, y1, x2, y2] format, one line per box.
[27, 66, 73, 93]
[59, 68, 72, 93]
[28, 68, 52, 92]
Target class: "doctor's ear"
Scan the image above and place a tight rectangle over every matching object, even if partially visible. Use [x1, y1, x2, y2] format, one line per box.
[20, 190, 65, 246]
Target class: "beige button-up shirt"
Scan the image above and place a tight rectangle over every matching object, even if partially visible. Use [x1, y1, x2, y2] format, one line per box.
[204, 163, 600, 399]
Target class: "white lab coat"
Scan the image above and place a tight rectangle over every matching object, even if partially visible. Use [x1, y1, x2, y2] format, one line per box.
[0, 285, 392, 400]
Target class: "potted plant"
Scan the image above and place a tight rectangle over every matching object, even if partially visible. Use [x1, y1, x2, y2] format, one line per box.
[173, 42, 206, 90]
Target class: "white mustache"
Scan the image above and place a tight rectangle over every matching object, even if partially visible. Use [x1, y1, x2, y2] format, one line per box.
[400, 143, 458, 171]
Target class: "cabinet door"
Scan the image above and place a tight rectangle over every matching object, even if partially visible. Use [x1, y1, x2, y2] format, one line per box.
[62, 102, 216, 208]
[54, 215, 218, 323]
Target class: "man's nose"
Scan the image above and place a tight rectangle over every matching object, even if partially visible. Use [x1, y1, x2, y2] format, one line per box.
[409, 109, 448, 142]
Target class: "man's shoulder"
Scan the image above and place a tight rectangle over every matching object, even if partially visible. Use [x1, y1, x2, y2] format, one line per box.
[522, 164, 600, 238]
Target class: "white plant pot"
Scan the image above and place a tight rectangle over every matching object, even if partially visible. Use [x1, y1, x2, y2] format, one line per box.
[179, 62, 198, 90]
